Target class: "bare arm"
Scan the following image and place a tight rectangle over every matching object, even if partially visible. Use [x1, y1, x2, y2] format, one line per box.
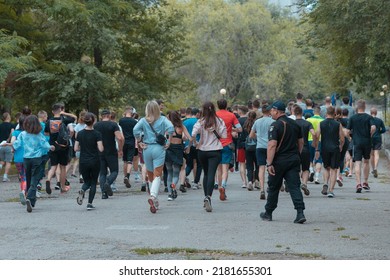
[97, 140, 104, 153]
[339, 123, 345, 151]
[115, 130, 124, 154]
[298, 138, 304, 154]
[266, 139, 277, 176]
[249, 129, 256, 139]
[74, 141, 80, 152]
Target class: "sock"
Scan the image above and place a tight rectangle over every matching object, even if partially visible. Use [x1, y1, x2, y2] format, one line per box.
[309, 167, 314, 173]
[126, 173, 130, 179]
[315, 172, 319, 179]
[150, 177, 161, 198]
[222, 180, 227, 188]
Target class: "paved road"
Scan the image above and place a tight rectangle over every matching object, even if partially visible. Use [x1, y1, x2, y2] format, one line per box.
[0, 155, 389, 260]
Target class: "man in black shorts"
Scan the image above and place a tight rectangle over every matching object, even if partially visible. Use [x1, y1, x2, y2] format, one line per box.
[369, 107, 386, 178]
[45, 103, 76, 194]
[94, 109, 124, 199]
[119, 107, 138, 188]
[294, 105, 315, 196]
[315, 107, 344, 197]
[347, 99, 376, 193]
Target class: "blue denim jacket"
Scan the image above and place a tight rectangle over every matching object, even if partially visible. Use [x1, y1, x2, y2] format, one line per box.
[12, 131, 51, 158]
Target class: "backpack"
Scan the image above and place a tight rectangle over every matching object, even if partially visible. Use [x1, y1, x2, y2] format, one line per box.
[55, 116, 70, 148]
[245, 135, 256, 151]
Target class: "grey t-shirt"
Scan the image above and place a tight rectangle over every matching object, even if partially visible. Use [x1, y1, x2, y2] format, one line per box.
[251, 116, 274, 149]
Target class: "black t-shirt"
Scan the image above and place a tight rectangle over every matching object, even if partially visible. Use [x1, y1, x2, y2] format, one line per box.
[237, 116, 248, 149]
[269, 115, 302, 163]
[76, 129, 102, 164]
[372, 117, 386, 140]
[320, 118, 341, 152]
[118, 117, 137, 145]
[44, 116, 75, 145]
[93, 120, 120, 155]
[0, 122, 14, 142]
[347, 113, 375, 146]
[295, 118, 313, 150]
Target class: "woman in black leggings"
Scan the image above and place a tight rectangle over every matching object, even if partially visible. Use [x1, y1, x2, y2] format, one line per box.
[192, 101, 226, 212]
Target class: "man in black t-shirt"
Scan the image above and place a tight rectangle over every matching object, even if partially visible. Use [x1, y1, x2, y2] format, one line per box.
[94, 109, 124, 199]
[294, 105, 315, 196]
[315, 107, 344, 198]
[347, 99, 376, 193]
[260, 101, 306, 224]
[369, 107, 387, 178]
[45, 103, 76, 194]
[118, 107, 138, 188]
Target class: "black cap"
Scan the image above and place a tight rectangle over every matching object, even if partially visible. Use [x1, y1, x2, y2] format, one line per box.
[266, 101, 286, 112]
[101, 109, 111, 116]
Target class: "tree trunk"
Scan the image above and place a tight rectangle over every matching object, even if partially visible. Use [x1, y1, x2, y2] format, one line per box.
[88, 47, 103, 116]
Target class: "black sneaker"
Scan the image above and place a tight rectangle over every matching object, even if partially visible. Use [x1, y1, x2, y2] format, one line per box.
[373, 169, 378, 178]
[301, 184, 310, 196]
[309, 172, 314, 182]
[79, 178, 84, 184]
[356, 184, 362, 193]
[141, 183, 146, 192]
[164, 186, 168, 192]
[87, 203, 95, 210]
[37, 182, 42, 191]
[124, 177, 131, 188]
[260, 212, 272, 221]
[26, 199, 32, 213]
[102, 193, 108, 199]
[171, 189, 177, 199]
[260, 191, 266, 200]
[179, 184, 187, 193]
[321, 184, 328, 195]
[55, 182, 61, 190]
[77, 190, 85, 205]
[294, 212, 306, 224]
[65, 179, 70, 186]
[214, 183, 218, 190]
[45, 180, 52, 195]
[104, 182, 113, 196]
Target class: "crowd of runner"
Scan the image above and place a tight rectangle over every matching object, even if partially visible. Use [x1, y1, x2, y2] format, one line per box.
[0, 94, 387, 221]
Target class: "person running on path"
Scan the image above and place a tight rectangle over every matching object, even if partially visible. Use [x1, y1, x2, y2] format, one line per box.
[75, 112, 104, 210]
[369, 107, 386, 178]
[192, 101, 226, 212]
[307, 106, 324, 184]
[249, 105, 274, 200]
[294, 105, 315, 196]
[119, 107, 138, 189]
[94, 109, 124, 199]
[315, 106, 345, 198]
[45, 103, 76, 194]
[0, 112, 14, 182]
[216, 99, 242, 201]
[133, 101, 174, 214]
[346, 99, 376, 193]
[12, 115, 54, 212]
[260, 101, 306, 224]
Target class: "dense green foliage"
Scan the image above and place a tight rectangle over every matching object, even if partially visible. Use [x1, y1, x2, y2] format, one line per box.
[3, 0, 384, 117]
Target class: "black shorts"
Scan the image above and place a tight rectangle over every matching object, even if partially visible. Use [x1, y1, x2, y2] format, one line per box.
[256, 148, 267, 166]
[372, 139, 382, 151]
[122, 143, 136, 163]
[353, 144, 371, 161]
[300, 149, 310, 171]
[321, 150, 341, 169]
[49, 148, 70, 166]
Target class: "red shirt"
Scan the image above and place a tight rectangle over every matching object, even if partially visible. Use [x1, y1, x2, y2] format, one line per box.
[216, 109, 240, 147]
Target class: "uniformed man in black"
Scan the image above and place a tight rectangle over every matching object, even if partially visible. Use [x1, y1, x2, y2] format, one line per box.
[260, 101, 306, 224]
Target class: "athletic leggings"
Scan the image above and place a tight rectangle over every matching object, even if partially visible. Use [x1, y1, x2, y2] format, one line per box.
[80, 160, 100, 204]
[165, 162, 181, 192]
[15, 162, 26, 191]
[198, 150, 222, 197]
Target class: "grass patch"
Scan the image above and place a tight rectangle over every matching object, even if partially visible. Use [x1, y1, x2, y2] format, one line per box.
[133, 248, 233, 256]
[275, 245, 283, 248]
[335, 227, 346, 231]
[356, 198, 370, 201]
[295, 253, 323, 259]
[350, 237, 359, 240]
[341, 235, 350, 239]
[313, 228, 320, 232]
[6, 198, 19, 203]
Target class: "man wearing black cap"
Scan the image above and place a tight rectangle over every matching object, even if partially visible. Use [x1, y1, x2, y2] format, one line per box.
[260, 100, 306, 224]
[94, 109, 124, 199]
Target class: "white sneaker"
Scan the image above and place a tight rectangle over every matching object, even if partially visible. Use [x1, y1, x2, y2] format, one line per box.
[36, 191, 41, 198]
[2, 176, 9, 182]
[192, 183, 199, 190]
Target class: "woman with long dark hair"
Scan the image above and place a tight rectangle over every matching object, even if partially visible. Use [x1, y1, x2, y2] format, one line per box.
[192, 101, 226, 212]
[75, 113, 104, 210]
[165, 110, 192, 201]
[242, 111, 259, 191]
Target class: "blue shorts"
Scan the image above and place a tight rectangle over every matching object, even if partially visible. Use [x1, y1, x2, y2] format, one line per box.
[220, 146, 233, 164]
[309, 141, 323, 164]
[143, 144, 166, 172]
[256, 148, 267, 166]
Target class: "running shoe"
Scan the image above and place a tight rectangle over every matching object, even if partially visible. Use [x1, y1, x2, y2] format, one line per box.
[19, 192, 26, 205]
[260, 212, 272, 221]
[179, 184, 187, 193]
[219, 187, 226, 201]
[321, 184, 328, 195]
[356, 184, 362, 193]
[26, 199, 32, 213]
[260, 191, 266, 200]
[77, 190, 85, 205]
[45, 180, 52, 194]
[309, 172, 314, 182]
[148, 197, 157, 213]
[327, 192, 335, 198]
[55, 182, 60, 190]
[204, 196, 212, 212]
[124, 177, 131, 188]
[301, 184, 310, 196]
[104, 182, 113, 196]
[336, 177, 343, 187]
[373, 170, 378, 178]
[362, 182, 370, 190]
[171, 184, 177, 199]
[247, 182, 253, 191]
[87, 203, 95, 210]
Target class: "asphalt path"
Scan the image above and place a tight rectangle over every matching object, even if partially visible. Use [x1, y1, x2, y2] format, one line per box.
[0, 155, 389, 260]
